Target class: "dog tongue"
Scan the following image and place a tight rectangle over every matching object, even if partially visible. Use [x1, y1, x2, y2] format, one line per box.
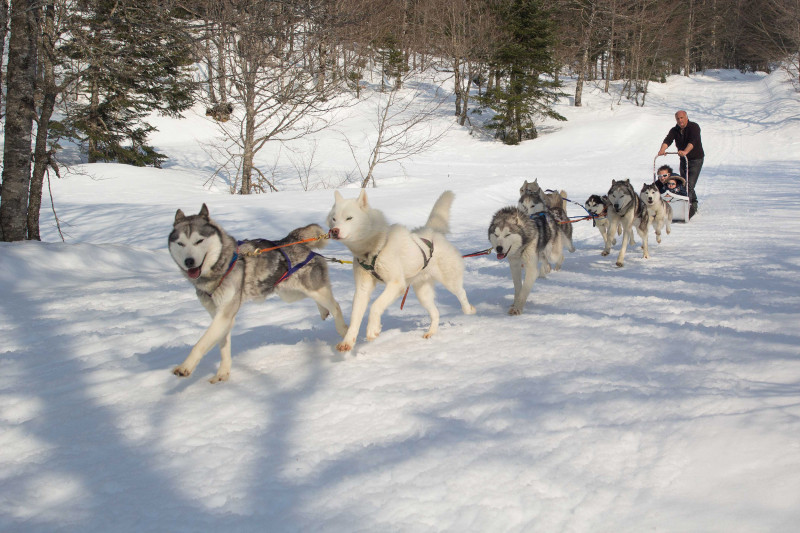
[497, 253, 507, 260]
[188, 267, 201, 279]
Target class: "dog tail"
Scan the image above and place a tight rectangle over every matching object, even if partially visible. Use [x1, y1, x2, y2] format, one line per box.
[424, 190, 454, 234]
[289, 223, 329, 250]
[559, 189, 568, 211]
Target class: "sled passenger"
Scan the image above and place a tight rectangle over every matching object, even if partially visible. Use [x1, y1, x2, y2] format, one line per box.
[664, 176, 687, 197]
[655, 165, 673, 194]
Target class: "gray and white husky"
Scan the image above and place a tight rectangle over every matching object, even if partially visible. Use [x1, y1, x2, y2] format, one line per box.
[327, 190, 476, 352]
[168, 204, 347, 383]
[640, 182, 672, 244]
[604, 179, 649, 267]
[518, 187, 576, 258]
[519, 179, 568, 211]
[488, 206, 566, 315]
[585, 194, 618, 251]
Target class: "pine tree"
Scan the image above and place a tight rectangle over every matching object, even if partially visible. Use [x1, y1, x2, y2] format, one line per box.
[481, 0, 565, 145]
[60, 0, 195, 167]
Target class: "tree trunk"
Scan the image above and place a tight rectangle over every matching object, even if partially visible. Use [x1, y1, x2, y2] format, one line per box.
[0, 0, 10, 115]
[0, 0, 37, 241]
[28, 1, 57, 241]
[684, 0, 694, 76]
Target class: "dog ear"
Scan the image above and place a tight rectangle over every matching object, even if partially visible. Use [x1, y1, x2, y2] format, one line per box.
[334, 190, 344, 203]
[199, 203, 209, 218]
[357, 189, 369, 209]
[174, 209, 186, 224]
[520, 180, 528, 194]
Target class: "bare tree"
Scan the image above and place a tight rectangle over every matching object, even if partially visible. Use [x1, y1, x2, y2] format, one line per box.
[200, 0, 358, 194]
[344, 70, 451, 188]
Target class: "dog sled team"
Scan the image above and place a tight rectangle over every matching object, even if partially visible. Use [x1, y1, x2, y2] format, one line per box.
[169, 172, 686, 382]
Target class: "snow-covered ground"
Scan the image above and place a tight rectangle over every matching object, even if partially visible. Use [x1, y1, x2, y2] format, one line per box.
[2, 69, 800, 532]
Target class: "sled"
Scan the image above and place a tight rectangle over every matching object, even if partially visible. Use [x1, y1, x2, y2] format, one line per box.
[654, 152, 691, 223]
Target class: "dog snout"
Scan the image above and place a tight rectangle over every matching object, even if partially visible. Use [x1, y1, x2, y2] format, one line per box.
[329, 227, 340, 239]
[495, 245, 504, 254]
[184, 257, 195, 268]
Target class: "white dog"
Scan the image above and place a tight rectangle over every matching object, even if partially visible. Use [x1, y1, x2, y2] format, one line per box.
[327, 190, 476, 352]
[640, 182, 672, 244]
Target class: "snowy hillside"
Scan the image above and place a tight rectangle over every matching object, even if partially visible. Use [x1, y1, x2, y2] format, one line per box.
[1, 69, 800, 532]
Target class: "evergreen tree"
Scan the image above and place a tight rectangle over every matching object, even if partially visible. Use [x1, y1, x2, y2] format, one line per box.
[60, 0, 195, 167]
[481, 0, 565, 144]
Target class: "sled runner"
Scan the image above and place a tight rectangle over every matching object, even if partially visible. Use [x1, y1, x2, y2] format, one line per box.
[654, 152, 691, 223]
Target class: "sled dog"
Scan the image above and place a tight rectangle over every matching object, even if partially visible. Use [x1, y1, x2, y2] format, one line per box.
[488, 206, 566, 315]
[518, 187, 576, 258]
[519, 179, 567, 210]
[584, 194, 618, 251]
[327, 190, 476, 352]
[604, 179, 649, 267]
[640, 182, 672, 244]
[169, 204, 347, 383]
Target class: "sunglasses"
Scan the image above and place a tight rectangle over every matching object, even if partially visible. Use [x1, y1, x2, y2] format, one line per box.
[668, 182, 677, 187]
[658, 174, 669, 178]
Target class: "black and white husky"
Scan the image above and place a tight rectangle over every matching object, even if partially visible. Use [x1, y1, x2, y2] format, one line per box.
[488, 206, 566, 315]
[640, 182, 672, 244]
[604, 179, 649, 267]
[327, 190, 475, 352]
[584, 194, 618, 251]
[519, 178, 567, 211]
[518, 187, 576, 258]
[168, 204, 347, 383]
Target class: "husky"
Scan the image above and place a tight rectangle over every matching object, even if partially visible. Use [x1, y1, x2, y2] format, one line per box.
[604, 179, 649, 267]
[327, 190, 476, 352]
[488, 206, 566, 315]
[640, 182, 672, 244]
[520, 179, 567, 211]
[518, 188, 576, 263]
[584, 194, 618, 250]
[168, 204, 348, 383]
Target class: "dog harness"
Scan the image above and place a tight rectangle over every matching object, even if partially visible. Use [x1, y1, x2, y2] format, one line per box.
[358, 237, 434, 282]
[238, 239, 317, 286]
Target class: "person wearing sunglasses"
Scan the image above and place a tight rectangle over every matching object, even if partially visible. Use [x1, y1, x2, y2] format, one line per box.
[657, 110, 704, 218]
[655, 164, 674, 194]
[665, 176, 688, 196]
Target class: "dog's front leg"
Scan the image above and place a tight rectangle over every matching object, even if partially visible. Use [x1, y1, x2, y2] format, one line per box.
[638, 226, 650, 259]
[337, 269, 375, 352]
[366, 281, 406, 341]
[174, 300, 240, 381]
[616, 226, 632, 267]
[601, 222, 614, 256]
[510, 258, 536, 315]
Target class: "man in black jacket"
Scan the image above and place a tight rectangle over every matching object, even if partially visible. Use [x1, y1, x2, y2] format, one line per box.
[658, 110, 704, 218]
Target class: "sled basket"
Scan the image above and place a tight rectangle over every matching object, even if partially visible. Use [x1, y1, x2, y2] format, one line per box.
[654, 152, 691, 223]
[662, 192, 690, 222]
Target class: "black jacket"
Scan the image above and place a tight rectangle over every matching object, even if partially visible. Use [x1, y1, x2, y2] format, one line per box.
[663, 121, 704, 160]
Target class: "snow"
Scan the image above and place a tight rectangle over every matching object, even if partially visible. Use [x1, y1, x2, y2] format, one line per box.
[2, 69, 800, 532]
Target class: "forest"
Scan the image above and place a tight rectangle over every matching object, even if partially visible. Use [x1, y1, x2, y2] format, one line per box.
[1, 0, 798, 241]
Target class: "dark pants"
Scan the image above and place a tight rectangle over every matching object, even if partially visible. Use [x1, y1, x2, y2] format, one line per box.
[679, 157, 704, 206]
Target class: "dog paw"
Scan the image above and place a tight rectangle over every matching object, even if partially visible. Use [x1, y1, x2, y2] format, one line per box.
[611, 239, 617, 245]
[336, 341, 353, 352]
[656, 236, 662, 244]
[173, 366, 192, 377]
[642, 252, 650, 259]
[209, 372, 229, 384]
[464, 305, 476, 315]
[601, 250, 610, 256]
[615, 261, 625, 267]
[423, 331, 435, 339]
[508, 307, 523, 315]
